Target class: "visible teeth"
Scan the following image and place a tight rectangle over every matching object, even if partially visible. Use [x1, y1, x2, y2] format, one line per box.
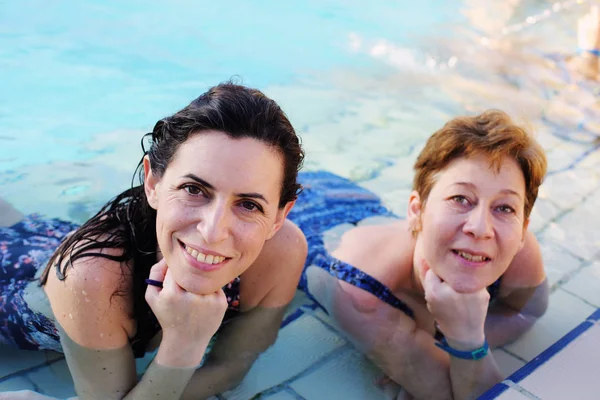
[458, 251, 488, 262]
[185, 245, 226, 265]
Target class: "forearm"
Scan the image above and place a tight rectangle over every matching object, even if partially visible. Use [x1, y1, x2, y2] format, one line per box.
[366, 329, 452, 400]
[445, 338, 503, 400]
[484, 305, 539, 348]
[123, 359, 196, 400]
[181, 360, 252, 400]
[62, 327, 203, 400]
[484, 280, 549, 348]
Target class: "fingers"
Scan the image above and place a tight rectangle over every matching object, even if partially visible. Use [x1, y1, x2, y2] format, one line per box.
[145, 258, 168, 305]
[148, 258, 168, 282]
[162, 267, 182, 293]
[423, 267, 442, 294]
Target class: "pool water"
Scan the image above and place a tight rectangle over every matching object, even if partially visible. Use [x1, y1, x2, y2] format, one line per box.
[2, 1, 597, 224]
[0, 0, 483, 222]
[2, 1, 600, 399]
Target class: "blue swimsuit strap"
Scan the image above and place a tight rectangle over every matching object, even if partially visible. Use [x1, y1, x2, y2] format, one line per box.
[311, 253, 503, 324]
[312, 253, 415, 320]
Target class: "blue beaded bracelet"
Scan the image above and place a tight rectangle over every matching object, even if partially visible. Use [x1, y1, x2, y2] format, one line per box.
[435, 337, 489, 360]
[578, 48, 600, 57]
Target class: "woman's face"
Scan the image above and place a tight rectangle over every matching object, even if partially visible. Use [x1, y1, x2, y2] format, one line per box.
[144, 130, 294, 295]
[410, 153, 528, 293]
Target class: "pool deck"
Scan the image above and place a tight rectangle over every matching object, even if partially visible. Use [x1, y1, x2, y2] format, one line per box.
[1, 129, 600, 399]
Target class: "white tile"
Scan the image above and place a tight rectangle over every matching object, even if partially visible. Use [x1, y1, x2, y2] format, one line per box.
[0, 376, 35, 392]
[263, 391, 298, 400]
[517, 323, 600, 400]
[27, 359, 76, 398]
[285, 291, 314, 316]
[542, 188, 600, 261]
[563, 262, 600, 307]
[493, 385, 534, 399]
[538, 169, 598, 211]
[0, 346, 47, 378]
[290, 349, 388, 400]
[222, 315, 346, 400]
[492, 349, 526, 379]
[527, 198, 560, 234]
[537, 236, 583, 288]
[504, 289, 597, 361]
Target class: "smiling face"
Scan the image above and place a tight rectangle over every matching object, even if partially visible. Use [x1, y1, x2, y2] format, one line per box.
[144, 130, 293, 294]
[409, 153, 528, 293]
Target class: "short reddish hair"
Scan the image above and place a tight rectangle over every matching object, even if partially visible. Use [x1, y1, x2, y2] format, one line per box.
[413, 110, 547, 219]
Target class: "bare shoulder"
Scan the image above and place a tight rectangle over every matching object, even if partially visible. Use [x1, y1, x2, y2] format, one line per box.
[44, 245, 135, 349]
[502, 230, 545, 288]
[337, 219, 411, 254]
[240, 219, 307, 309]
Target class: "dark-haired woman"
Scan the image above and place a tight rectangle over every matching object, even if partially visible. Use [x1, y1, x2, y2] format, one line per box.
[0, 83, 307, 399]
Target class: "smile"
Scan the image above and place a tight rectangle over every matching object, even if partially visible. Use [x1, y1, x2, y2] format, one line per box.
[452, 250, 491, 262]
[184, 244, 227, 265]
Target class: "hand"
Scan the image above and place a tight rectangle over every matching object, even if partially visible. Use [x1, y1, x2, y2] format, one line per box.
[422, 263, 489, 345]
[145, 259, 228, 363]
[578, 5, 600, 51]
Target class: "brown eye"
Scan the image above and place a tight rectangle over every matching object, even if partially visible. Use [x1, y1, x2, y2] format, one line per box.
[182, 184, 202, 195]
[240, 201, 262, 212]
[496, 205, 515, 214]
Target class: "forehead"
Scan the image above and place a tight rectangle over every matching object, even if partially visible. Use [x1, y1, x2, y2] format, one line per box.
[433, 154, 525, 196]
[167, 130, 284, 194]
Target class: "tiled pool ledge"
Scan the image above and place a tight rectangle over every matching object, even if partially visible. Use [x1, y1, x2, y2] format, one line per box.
[480, 308, 600, 400]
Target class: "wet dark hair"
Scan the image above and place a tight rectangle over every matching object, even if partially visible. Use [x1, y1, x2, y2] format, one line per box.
[40, 82, 304, 357]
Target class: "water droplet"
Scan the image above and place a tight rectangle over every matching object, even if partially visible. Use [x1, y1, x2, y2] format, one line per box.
[69, 313, 73, 319]
[82, 290, 88, 295]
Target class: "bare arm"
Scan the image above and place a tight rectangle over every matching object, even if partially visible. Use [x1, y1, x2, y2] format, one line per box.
[45, 254, 223, 400]
[181, 305, 287, 399]
[485, 230, 549, 347]
[182, 220, 307, 399]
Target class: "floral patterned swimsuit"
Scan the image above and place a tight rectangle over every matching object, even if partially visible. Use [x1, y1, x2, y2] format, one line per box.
[0, 214, 240, 353]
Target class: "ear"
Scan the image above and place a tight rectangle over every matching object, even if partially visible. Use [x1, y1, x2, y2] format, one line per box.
[143, 156, 160, 210]
[267, 200, 296, 240]
[407, 190, 423, 231]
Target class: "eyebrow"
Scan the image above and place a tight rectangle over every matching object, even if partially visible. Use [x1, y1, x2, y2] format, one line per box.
[183, 173, 270, 204]
[451, 182, 523, 199]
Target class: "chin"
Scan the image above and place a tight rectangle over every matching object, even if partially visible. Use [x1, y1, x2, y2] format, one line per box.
[174, 274, 221, 295]
[446, 277, 487, 294]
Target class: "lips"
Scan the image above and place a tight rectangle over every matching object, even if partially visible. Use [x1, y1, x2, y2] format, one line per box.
[452, 249, 492, 263]
[178, 240, 231, 268]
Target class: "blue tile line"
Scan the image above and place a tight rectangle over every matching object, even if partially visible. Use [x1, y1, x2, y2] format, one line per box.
[477, 382, 510, 399]
[0, 356, 65, 384]
[587, 308, 600, 322]
[509, 320, 596, 384]
[283, 386, 307, 400]
[480, 308, 600, 398]
[546, 142, 600, 177]
[281, 307, 307, 329]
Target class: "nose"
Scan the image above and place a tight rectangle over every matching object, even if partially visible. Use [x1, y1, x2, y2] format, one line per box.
[197, 200, 231, 244]
[462, 205, 494, 239]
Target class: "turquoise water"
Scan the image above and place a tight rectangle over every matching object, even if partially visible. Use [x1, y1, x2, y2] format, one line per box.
[0, 0, 465, 221]
[0, 0, 592, 222]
